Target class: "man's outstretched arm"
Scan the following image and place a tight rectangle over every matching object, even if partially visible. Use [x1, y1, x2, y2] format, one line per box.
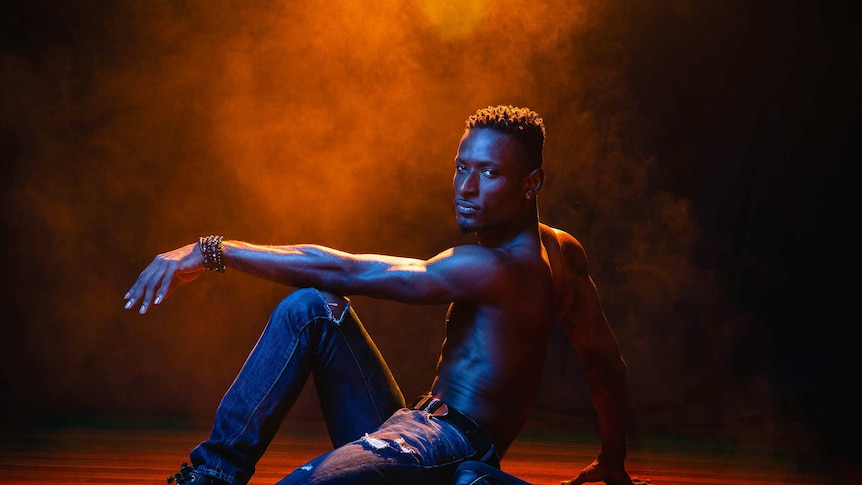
[123, 239, 505, 314]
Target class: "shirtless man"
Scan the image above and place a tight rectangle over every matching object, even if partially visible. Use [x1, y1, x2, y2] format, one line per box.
[124, 105, 646, 485]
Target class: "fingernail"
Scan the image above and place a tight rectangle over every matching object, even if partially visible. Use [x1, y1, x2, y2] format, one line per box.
[154, 296, 161, 305]
[124, 300, 133, 309]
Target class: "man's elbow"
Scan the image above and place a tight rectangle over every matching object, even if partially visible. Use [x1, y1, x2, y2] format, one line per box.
[583, 350, 627, 382]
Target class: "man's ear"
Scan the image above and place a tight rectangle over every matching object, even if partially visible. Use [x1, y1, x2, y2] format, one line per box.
[523, 168, 544, 199]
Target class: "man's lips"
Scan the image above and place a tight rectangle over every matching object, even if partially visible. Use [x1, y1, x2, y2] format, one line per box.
[455, 199, 479, 213]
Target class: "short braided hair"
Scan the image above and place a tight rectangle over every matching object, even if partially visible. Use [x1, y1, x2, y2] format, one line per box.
[466, 105, 545, 169]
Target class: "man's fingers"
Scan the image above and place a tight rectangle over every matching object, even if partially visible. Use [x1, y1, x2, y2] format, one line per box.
[124, 258, 169, 314]
[561, 479, 585, 485]
[154, 265, 177, 306]
[561, 473, 589, 485]
[124, 277, 146, 311]
[139, 281, 157, 314]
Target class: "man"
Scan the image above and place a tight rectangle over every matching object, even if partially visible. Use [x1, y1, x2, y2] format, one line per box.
[124, 105, 647, 485]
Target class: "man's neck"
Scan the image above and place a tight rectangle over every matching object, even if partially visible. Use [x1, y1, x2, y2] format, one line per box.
[475, 211, 540, 249]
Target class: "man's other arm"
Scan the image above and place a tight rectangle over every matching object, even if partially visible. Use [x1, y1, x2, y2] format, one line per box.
[557, 234, 633, 482]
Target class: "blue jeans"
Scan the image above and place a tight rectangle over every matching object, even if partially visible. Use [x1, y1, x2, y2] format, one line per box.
[452, 461, 532, 485]
[278, 408, 483, 484]
[189, 288, 494, 485]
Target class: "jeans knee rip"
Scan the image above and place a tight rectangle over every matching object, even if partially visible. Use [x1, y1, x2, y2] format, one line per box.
[311, 289, 350, 324]
[362, 433, 416, 454]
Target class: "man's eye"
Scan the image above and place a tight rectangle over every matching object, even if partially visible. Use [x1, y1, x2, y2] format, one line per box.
[456, 165, 466, 172]
[482, 169, 496, 176]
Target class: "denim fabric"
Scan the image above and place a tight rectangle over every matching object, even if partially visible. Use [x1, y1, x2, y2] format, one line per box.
[189, 288, 405, 485]
[277, 408, 481, 485]
[452, 461, 533, 485]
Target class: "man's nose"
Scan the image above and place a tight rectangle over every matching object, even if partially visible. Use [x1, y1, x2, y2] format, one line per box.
[456, 172, 478, 196]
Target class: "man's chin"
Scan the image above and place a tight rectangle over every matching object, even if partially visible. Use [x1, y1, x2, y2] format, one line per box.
[457, 221, 476, 234]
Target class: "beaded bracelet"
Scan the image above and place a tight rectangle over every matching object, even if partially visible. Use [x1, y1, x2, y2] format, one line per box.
[199, 235, 225, 273]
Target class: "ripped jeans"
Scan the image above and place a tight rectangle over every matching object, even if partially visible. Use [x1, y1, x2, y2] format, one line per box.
[189, 288, 491, 485]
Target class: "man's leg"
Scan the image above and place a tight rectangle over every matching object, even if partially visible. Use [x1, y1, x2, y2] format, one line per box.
[182, 288, 405, 485]
[276, 408, 481, 485]
[452, 461, 532, 485]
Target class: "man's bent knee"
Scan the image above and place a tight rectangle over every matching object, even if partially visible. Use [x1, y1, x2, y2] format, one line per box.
[312, 289, 350, 323]
[276, 288, 351, 325]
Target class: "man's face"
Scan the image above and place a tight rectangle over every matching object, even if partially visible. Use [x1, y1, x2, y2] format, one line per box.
[453, 128, 530, 234]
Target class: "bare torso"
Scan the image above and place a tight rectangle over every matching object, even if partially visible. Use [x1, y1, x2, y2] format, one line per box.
[430, 223, 572, 457]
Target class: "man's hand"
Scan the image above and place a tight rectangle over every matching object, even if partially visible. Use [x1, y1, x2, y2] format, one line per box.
[562, 458, 650, 485]
[123, 243, 206, 314]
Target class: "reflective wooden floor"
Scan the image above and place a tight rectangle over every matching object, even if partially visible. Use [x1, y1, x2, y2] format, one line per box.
[0, 422, 846, 484]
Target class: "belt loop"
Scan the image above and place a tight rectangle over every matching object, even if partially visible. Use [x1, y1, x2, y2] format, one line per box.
[408, 395, 499, 469]
[411, 395, 446, 415]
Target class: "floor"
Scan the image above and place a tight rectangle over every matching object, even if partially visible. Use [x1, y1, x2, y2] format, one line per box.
[0, 421, 845, 484]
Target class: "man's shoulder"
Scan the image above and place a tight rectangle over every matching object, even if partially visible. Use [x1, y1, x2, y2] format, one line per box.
[442, 244, 514, 274]
[539, 223, 582, 250]
[539, 223, 589, 278]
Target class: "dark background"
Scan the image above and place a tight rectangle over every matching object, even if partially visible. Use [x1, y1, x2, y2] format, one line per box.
[2, 0, 858, 478]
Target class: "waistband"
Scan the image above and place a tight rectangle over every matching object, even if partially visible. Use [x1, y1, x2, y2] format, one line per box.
[409, 394, 500, 467]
